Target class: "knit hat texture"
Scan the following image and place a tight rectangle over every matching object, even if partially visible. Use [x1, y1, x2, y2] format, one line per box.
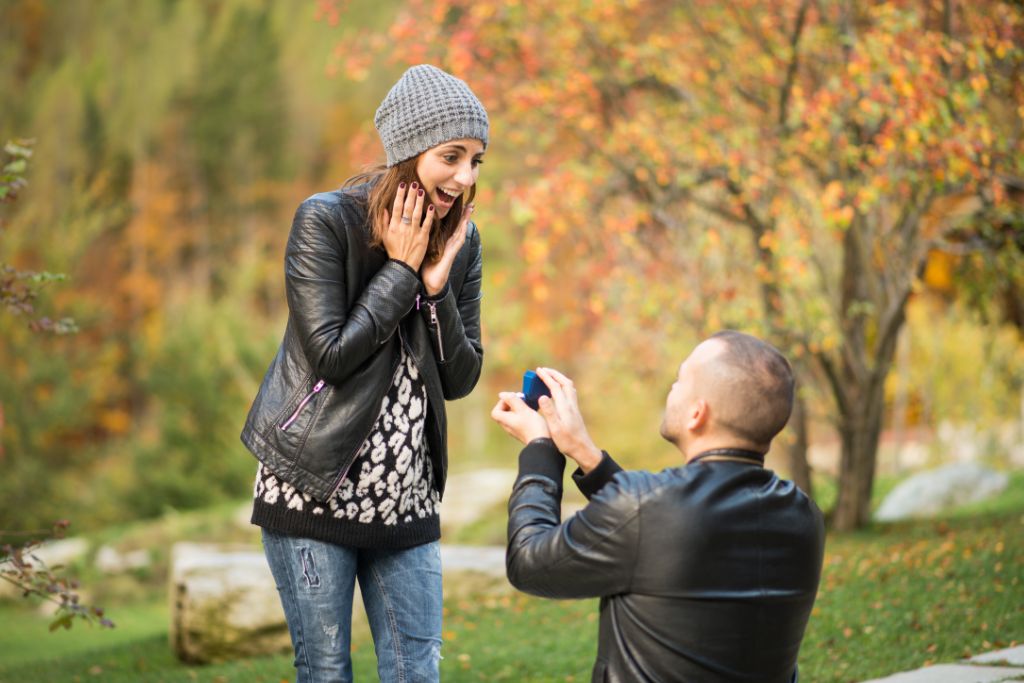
[374, 64, 489, 167]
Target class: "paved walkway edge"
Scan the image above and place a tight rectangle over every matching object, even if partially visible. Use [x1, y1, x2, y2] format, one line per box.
[860, 646, 1024, 683]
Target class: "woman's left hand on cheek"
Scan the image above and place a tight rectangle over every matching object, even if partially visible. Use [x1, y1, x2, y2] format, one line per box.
[421, 204, 473, 296]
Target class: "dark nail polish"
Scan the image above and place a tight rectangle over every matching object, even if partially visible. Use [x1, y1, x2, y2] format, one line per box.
[428, 205, 434, 212]
[418, 189, 424, 197]
[399, 182, 406, 189]
[411, 182, 418, 189]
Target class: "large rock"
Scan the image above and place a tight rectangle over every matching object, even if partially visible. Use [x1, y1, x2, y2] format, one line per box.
[169, 543, 291, 664]
[875, 462, 1009, 522]
[95, 545, 151, 574]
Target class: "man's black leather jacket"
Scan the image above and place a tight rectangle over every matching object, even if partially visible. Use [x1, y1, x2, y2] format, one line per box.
[506, 440, 825, 683]
[241, 184, 483, 501]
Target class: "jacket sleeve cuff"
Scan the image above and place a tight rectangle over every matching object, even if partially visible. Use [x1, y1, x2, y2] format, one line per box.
[420, 281, 451, 301]
[571, 451, 622, 500]
[388, 258, 419, 279]
[517, 438, 565, 487]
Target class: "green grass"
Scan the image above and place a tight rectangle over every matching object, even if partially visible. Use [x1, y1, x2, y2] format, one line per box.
[0, 630, 296, 682]
[1, 473, 1022, 682]
[803, 508, 1023, 681]
[0, 602, 168, 669]
[0, 594, 598, 683]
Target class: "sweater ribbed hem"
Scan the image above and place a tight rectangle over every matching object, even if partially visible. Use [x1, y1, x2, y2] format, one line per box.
[251, 498, 440, 550]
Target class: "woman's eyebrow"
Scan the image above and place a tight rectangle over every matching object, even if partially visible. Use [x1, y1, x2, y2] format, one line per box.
[440, 143, 485, 156]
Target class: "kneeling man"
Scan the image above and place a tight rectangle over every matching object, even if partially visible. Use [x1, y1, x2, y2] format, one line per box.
[491, 331, 825, 682]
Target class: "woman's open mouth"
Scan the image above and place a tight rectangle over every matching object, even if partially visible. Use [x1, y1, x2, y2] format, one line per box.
[435, 188, 460, 206]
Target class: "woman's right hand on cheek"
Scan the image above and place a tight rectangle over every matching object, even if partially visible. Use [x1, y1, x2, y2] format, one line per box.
[383, 181, 432, 271]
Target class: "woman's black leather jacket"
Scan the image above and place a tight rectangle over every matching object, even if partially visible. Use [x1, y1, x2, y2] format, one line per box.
[240, 183, 483, 501]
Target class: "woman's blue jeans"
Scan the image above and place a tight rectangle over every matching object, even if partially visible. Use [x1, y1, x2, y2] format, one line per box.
[262, 528, 443, 683]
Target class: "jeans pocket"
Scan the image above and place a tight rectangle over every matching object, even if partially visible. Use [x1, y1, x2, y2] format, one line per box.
[298, 546, 322, 589]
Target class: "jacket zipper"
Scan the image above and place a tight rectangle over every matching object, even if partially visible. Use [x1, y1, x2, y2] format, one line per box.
[424, 300, 445, 362]
[279, 379, 326, 431]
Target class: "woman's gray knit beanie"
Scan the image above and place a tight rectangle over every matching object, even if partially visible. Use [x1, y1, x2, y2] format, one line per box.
[374, 64, 489, 167]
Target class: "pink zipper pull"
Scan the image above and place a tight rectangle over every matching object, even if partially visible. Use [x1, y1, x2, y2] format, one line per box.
[280, 379, 326, 430]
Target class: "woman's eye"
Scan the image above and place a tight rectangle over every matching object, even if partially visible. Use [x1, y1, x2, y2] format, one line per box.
[443, 155, 458, 163]
[472, 158, 484, 167]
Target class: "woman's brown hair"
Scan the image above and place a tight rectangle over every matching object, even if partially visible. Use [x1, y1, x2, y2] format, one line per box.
[344, 157, 476, 263]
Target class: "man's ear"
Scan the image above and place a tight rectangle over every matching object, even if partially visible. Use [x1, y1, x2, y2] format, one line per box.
[686, 398, 710, 432]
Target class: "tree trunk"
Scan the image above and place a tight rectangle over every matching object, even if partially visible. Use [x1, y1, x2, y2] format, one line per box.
[831, 314, 900, 531]
[785, 392, 813, 498]
[832, 397, 885, 530]
[890, 326, 911, 472]
[828, 211, 915, 531]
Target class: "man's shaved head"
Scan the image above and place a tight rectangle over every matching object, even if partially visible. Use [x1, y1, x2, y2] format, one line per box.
[693, 331, 794, 447]
[662, 331, 795, 452]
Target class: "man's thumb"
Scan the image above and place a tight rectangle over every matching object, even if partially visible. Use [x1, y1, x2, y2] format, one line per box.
[537, 395, 554, 416]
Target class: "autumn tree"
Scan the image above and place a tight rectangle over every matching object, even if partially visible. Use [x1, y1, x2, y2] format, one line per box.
[0, 0, 357, 530]
[1, 138, 77, 470]
[333, 0, 1023, 529]
[0, 140, 112, 630]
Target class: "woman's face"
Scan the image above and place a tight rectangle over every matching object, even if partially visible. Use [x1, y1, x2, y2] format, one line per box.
[415, 138, 485, 218]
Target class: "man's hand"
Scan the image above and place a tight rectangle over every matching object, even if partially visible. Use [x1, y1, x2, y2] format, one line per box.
[535, 367, 604, 474]
[490, 391, 550, 445]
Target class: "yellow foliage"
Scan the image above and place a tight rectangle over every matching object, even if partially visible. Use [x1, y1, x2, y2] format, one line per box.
[523, 240, 549, 264]
[99, 408, 132, 436]
[922, 250, 957, 293]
